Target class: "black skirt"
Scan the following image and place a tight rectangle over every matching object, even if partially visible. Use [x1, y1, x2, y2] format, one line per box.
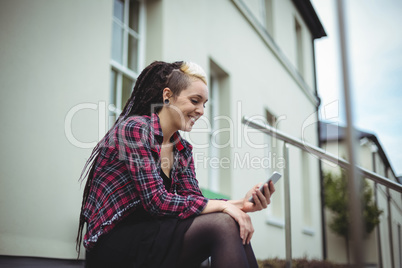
[85, 211, 194, 268]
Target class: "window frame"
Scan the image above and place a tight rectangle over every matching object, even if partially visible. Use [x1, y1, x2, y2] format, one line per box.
[208, 74, 220, 193]
[109, 0, 145, 121]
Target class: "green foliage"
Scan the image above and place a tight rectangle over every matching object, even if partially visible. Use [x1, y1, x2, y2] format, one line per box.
[323, 169, 383, 239]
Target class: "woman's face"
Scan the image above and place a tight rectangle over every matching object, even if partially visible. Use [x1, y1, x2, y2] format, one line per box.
[169, 79, 208, 132]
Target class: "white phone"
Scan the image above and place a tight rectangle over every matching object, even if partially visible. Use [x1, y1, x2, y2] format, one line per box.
[248, 172, 282, 203]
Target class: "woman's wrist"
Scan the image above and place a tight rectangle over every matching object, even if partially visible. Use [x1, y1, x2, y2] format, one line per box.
[227, 199, 244, 210]
[201, 199, 228, 214]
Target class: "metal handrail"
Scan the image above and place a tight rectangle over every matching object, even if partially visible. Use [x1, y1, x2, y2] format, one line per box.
[242, 116, 402, 193]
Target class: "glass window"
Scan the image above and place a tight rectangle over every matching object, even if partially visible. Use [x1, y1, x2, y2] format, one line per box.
[241, 0, 273, 36]
[264, 0, 273, 36]
[111, 21, 124, 64]
[110, 0, 143, 124]
[114, 0, 124, 22]
[122, 75, 135, 104]
[208, 75, 220, 192]
[110, 69, 117, 106]
[129, 0, 140, 32]
[295, 18, 304, 76]
[128, 35, 139, 73]
[265, 109, 284, 219]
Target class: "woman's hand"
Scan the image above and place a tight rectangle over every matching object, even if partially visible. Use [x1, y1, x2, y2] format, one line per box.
[242, 180, 275, 213]
[222, 203, 254, 245]
[201, 200, 254, 244]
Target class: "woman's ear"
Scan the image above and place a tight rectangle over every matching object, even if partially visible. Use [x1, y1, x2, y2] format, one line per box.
[163, 87, 173, 99]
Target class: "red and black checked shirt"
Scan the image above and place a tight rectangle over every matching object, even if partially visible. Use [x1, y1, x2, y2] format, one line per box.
[82, 114, 208, 249]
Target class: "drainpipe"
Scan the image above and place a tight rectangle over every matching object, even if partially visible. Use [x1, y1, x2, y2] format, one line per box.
[385, 167, 395, 268]
[312, 37, 327, 260]
[371, 149, 383, 268]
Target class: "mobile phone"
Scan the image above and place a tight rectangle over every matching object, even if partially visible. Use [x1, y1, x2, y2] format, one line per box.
[248, 172, 282, 203]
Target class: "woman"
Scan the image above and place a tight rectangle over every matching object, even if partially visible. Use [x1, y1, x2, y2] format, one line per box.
[76, 61, 275, 268]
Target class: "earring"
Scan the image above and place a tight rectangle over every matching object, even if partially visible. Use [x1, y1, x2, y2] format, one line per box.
[164, 99, 169, 105]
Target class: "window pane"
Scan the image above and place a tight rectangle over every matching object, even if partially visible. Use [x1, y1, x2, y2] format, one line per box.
[111, 21, 123, 64]
[128, 35, 139, 72]
[110, 69, 118, 125]
[129, 0, 140, 32]
[114, 0, 124, 22]
[122, 75, 134, 108]
[110, 69, 117, 105]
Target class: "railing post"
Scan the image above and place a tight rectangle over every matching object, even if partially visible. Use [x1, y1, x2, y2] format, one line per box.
[283, 142, 292, 268]
[336, 0, 364, 266]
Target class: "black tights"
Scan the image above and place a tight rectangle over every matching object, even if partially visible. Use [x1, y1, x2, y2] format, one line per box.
[177, 213, 258, 268]
[86, 212, 258, 268]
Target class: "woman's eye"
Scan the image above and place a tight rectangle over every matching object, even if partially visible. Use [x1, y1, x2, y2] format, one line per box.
[191, 99, 198, 104]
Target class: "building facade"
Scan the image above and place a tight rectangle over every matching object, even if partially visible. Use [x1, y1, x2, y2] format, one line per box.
[320, 122, 402, 267]
[0, 0, 326, 261]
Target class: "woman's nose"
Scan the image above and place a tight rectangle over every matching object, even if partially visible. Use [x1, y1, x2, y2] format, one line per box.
[196, 104, 204, 116]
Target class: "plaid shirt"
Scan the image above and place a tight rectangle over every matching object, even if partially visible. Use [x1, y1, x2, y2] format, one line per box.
[82, 114, 208, 249]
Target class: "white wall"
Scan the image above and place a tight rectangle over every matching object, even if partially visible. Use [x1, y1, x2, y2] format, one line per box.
[0, 0, 325, 261]
[322, 138, 402, 266]
[0, 0, 113, 259]
[151, 0, 322, 260]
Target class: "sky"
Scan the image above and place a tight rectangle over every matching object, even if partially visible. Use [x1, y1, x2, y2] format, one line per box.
[311, 0, 402, 176]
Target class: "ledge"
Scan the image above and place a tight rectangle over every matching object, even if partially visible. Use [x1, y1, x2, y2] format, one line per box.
[302, 226, 315, 236]
[266, 216, 285, 229]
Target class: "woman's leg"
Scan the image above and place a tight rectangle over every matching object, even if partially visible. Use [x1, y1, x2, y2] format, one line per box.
[177, 213, 258, 268]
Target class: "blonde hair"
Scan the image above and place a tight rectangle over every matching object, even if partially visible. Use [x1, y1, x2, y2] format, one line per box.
[180, 61, 207, 85]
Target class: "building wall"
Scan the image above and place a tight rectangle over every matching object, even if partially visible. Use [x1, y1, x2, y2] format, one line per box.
[0, 0, 113, 259]
[147, 0, 323, 260]
[321, 138, 402, 266]
[0, 0, 323, 261]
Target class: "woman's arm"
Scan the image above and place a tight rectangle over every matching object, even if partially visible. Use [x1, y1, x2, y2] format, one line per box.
[200, 180, 275, 244]
[120, 118, 208, 219]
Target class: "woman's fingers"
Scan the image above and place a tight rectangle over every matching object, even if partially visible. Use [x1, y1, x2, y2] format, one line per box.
[244, 215, 254, 244]
[223, 204, 254, 245]
[238, 212, 254, 245]
[252, 192, 263, 207]
[256, 184, 269, 208]
[246, 225, 254, 244]
[263, 183, 271, 205]
[269, 180, 276, 194]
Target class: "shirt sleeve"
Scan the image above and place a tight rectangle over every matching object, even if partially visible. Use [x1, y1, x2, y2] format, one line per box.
[174, 152, 211, 215]
[119, 118, 208, 219]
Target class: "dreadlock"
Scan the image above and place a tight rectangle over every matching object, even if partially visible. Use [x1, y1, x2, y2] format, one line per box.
[75, 60, 206, 257]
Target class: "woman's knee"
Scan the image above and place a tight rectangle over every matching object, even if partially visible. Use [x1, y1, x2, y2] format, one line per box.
[213, 212, 237, 226]
[203, 212, 239, 237]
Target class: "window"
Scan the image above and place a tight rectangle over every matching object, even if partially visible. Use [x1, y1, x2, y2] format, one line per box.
[265, 109, 284, 220]
[241, 0, 274, 37]
[264, 0, 274, 36]
[110, 0, 144, 124]
[208, 75, 220, 192]
[295, 18, 304, 77]
[207, 60, 231, 196]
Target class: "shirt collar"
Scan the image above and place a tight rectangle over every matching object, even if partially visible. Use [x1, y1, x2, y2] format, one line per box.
[151, 113, 190, 152]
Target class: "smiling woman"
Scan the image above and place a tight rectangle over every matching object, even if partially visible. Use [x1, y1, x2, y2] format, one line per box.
[160, 78, 208, 132]
[76, 61, 275, 268]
